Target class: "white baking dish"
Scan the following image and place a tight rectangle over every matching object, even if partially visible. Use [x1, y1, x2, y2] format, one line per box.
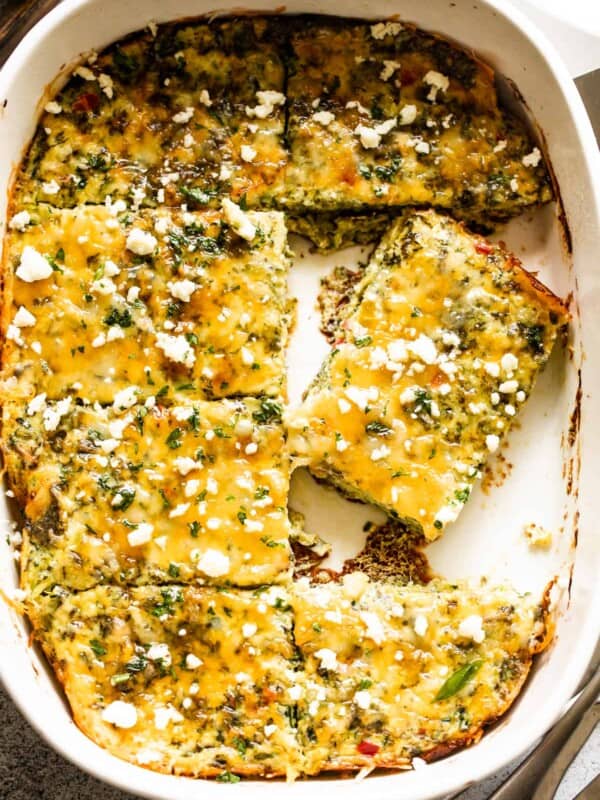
[0, 1, 599, 798]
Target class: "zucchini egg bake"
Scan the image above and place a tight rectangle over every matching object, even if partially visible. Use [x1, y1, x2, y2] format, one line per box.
[1, 13, 568, 782]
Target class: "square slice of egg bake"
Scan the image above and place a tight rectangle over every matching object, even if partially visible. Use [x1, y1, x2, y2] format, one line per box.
[1, 203, 290, 401]
[26, 575, 552, 778]
[2, 393, 291, 593]
[289, 209, 569, 542]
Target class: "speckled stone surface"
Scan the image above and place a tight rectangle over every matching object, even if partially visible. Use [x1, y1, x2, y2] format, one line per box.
[0, 0, 598, 798]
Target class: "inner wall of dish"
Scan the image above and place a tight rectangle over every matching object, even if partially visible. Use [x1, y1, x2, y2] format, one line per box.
[0, 1, 588, 797]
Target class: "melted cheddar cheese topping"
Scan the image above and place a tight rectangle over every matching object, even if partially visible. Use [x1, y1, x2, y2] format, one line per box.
[3, 205, 290, 401]
[4, 395, 291, 592]
[289, 211, 568, 540]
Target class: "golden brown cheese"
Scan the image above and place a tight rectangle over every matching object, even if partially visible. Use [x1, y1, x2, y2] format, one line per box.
[2, 204, 290, 401]
[289, 211, 568, 540]
[279, 17, 551, 223]
[292, 575, 551, 774]
[15, 17, 288, 209]
[28, 585, 303, 780]
[27, 577, 551, 778]
[3, 395, 291, 593]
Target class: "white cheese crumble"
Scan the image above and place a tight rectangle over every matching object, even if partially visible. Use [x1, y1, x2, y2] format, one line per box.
[174, 456, 201, 476]
[370, 21, 403, 39]
[423, 70, 450, 102]
[172, 107, 194, 124]
[98, 73, 114, 98]
[354, 690, 372, 709]
[221, 198, 256, 241]
[245, 90, 286, 119]
[16, 245, 53, 282]
[43, 397, 71, 432]
[241, 144, 257, 162]
[354, 118, 397, 149]
[8, 210, 31, 231]
[407, 333, 437, 364]
[44, 101, 62, 114]
[127, 522, 154, 547]
[458, 614, 485, 643]
[167, 279, 198, 302]
[154, 705, 183, 730]
[501, 353, 519, 373]
[371, 444, 391, 462]
[42, 179, 60, 195]
[485, 433, 500, 453]
[484, 361, 500, 378]
[155, 332, 195, 367]
[242, 622, 258, 638]
[196, 548, 230, 577]
[113, 385, 139, 411]
[344, 385, 378, 411]
[101, 700, 137, 729]
[313, 110, 335, 126]
[126, 227, 157, 256]
[75, 65, 96, 81]
[199, 89, 212, 107]
[522, 147, 542, 167]
[398, 104, 417, 125]
[359, 610, 386, 644]
[380, 60, 401, 82]
[413, 614, 428, 636]
[185, 653, 203, 669]
[314, 648, 338, 671]
[12, 306, 36, 327]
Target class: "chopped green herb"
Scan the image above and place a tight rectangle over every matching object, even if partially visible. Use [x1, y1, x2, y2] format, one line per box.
[435, 660, 483, 701]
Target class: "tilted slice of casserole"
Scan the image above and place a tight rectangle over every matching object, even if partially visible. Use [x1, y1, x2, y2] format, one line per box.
[288, 210, 568, 541]
[2, 204, 291, 401]
[3, 393, 291, 592]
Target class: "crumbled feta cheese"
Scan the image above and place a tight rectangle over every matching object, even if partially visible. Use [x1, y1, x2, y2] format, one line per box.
[199, 89, 212, 107]
[354, 124, 380, 149]
[174, 457, 200, 476]
[337, 398, 352, 414]
[484, 361, 500, 378]
[196, 548, 230, 577]
[27, 393, 47, 416]
[380, 60, 401, 82]
[101, 700, 137, 728]
[522, 147, 542, 167]
[399, 104, 417, 125]
[413, 614, 428, 636]
[12, 306, 36, 327]
[354, 690, 372, 709]
[342, 571, 369, 599]
[98, 73, 114, 98]
[370, 21, 403, 39]
[172, 107, 194, 124]
[458, 614, 485, 643]
[155, 332, 195, 367]
[154, 705, 183, 730]
[245, 90, 286, 119]
[516, 390, 526, 403]
[407, 333, 437, 364]
[493, 140, 507, 153]
[371, 444, 391, 462]
[490, 391, 500, 405]
[127, 522, 154, 547]
[44, 101, 62, 114]
[314, 648, 338, 671]
[221, 198, 256, 241]
[8, 210, 31, 231]
[113, 385, 138, 411]
[75, 66, 96, 81]
[42, 397, 72, 432]
[242, 623, 258, 638]
[241, 144, 257, 162]
[169, 503, 190, 519]
[42, 179, 60, 195]
[504, 404, 516, 416]
[16, 245, 53, 282]
[423, 70, 449, 102]
[288, 684, 303, 701]
[501, 353, 519, 373]
[167, 279, 197, 303]
[185, 653, 203, 669]
[485, 434, 500, 453]
[126, 227, 157, 256]
[313, 110, 335, 126]
[499, 379, 519, 394]
[344, 385, 378, 411]
[359, 610, 386, 644]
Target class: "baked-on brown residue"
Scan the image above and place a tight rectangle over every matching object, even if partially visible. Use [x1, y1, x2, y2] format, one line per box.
[317, 265, 363, 343]
[342, 519, 432, 584]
